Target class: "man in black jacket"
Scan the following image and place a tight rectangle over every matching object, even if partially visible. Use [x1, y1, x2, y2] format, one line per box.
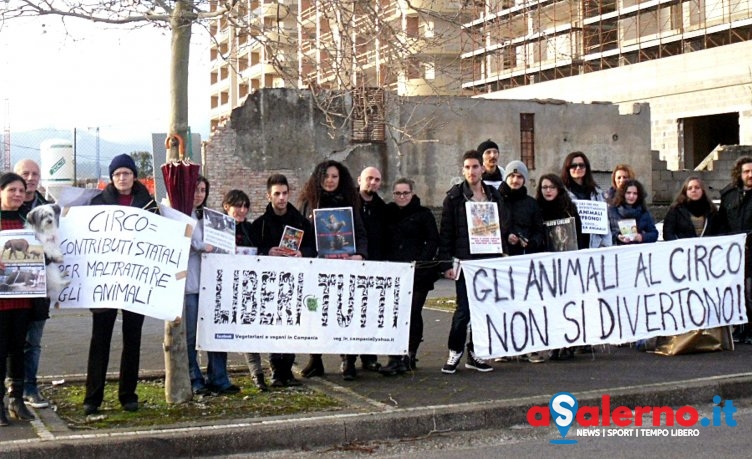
[439, 150, 508, 374]
[250, 174, 316, 385]
[357, 166, 386, 371]
[718, 156, 752, 343]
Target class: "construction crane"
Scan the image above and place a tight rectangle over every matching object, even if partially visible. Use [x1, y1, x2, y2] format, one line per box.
[2, 98, 10, 172]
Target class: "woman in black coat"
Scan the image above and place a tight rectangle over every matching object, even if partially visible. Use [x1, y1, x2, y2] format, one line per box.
[663, 176, 718, 240]
[379, 178, 440, 375]
[297, 160, 368, 381]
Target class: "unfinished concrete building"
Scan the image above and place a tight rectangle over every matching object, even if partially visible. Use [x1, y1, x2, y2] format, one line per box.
[208, 1, 470, 132]
[463, 0, 752, 170]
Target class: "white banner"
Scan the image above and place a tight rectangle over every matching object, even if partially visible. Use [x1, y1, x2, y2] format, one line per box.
[197, 255, 414, 354]
[56, 205, 192, 321]
[461, 234, 747, 359]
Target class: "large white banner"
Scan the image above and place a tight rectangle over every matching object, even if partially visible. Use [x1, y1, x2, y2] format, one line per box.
[56, 205, 192, 321]
[197, 255, 414, 354]
[462, 234, 747, 359]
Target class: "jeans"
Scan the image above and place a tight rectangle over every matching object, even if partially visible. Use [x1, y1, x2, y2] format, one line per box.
[184, 294, 205, 390]
[84, 309, 144, 407]
[185, 293, 232, 390]
[446, 272, 474, 353]
[23, 318, 46, 397]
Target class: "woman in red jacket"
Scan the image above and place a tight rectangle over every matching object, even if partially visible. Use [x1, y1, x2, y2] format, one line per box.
[0, 172, 36, 426]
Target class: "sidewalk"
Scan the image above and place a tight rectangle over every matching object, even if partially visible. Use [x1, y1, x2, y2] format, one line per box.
[2, 279, 752, 457]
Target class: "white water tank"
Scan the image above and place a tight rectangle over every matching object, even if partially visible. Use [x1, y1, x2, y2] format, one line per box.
[40, 138, 74, 187]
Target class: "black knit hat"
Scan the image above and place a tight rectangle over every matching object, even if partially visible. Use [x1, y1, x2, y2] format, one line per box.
[477, 139, 499, 154]
[109, 154, 138, 179]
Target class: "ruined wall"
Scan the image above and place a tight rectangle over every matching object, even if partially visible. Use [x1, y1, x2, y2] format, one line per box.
[204, 89, 653, 213]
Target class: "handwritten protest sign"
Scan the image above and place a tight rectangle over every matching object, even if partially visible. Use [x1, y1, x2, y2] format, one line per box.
[574, 199, 608, 235]
[55, 206, 191, 320]
[461, 234, 747, 359]
[197, 255, 413, 354]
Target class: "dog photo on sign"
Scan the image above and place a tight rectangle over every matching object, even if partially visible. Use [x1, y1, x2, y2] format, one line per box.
[26, 204, 70, 297]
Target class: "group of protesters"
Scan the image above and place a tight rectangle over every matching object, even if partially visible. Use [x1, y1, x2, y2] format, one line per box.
[2, 143, 752, 424]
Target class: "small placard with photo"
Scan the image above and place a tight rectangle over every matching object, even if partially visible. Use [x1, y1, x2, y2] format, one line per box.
[544, 217, 578, 252]
[278, 226, 304, 256]
[314, 207, 356, 259]
[618, 218, 639, 241]
[202, 208, 236, 254]
[0, 230, 47, 298]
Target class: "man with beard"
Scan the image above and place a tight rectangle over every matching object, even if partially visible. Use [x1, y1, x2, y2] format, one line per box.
[356, 166, 386, 372]
[477, 139, 505, 189]
[718, 156, 752, 344]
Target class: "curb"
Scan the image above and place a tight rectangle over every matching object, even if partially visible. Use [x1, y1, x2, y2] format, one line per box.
[3, 373, 751, 458]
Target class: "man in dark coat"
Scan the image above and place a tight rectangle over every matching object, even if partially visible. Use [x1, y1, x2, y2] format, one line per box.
[439, 150, 509, 374]
[356, 166, 387, 371]
[718, 156, 752, 343]
[250, 174, 316, 386]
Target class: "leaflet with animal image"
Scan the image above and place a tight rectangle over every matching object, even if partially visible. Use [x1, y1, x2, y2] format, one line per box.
[544, 217, 578, 252]
[465, 201, 503, 254]
[313, 207, 356, 258]
[202, 207, 236, 254]
[278, 225, 304, 256]
[0, 230, 47, 298]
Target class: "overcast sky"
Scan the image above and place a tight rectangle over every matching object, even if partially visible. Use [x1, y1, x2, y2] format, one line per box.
[0, 15, 210, 146]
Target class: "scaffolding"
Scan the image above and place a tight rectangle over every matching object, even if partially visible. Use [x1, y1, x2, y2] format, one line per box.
[462, 0, 752, 93]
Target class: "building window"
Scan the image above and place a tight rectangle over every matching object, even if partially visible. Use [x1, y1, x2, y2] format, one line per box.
[520, 113, 535, 169]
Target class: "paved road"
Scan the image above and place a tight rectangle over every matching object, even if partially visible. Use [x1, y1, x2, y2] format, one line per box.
[3, 279, 752, 457]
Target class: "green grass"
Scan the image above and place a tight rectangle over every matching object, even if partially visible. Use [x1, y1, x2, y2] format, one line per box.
[424, 296, 456, 312]
[43, 374, 342, 430]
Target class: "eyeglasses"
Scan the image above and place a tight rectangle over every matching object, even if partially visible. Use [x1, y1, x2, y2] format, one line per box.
[540, 185, 557, 191]
[393, 191, 412, 197]
[569, 163, 587, 170]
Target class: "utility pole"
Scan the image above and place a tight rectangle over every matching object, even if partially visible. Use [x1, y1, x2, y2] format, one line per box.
[2, 99, 10, 172]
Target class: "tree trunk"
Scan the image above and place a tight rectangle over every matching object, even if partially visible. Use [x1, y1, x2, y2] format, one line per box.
[163, 1, 195, 404]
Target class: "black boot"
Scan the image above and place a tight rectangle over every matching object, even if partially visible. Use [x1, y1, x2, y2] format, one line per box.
[379, 356, 408, 376]
[301, 354, 324, 378]
[8, 398, 34, 421]
[0, 401, 9, 427]
[284, 368, 302, 386]
[408, 352, 418, 370]
[254, 373, 269, 392]
[341, 355, 357, 381]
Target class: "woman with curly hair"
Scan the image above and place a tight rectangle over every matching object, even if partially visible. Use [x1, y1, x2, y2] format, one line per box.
[298, 160, 368, 381]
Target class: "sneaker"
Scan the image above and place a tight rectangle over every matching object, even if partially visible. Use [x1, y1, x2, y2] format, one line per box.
[493, 356, 511, 362]
[526, 352, 546, 364]
[24, 393, 50, 409]
[465, 350, 494, 372]
[441, 350, 463, 374]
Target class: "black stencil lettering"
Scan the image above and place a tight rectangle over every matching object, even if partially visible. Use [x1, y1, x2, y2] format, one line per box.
[240, 270, 258, 325]
[258, 271, 277, 325]
[214, 269, 228, 324]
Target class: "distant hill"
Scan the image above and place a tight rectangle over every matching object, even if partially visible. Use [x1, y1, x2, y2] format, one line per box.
[4, 129, 153, 179]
